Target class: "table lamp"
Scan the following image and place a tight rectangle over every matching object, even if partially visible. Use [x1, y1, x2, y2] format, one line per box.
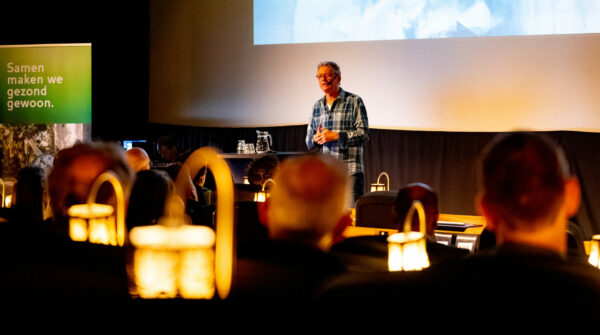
[370, 172, 390, 192]
[254, 178, 275, 203]
[68, 171, 125, 246]
[127, 147, 234, 300]
[588, 235, 600, 269]
[387, 200, 430, 271]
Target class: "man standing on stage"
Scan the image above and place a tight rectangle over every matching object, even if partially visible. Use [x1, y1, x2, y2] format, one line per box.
[306, 61, 369, 205]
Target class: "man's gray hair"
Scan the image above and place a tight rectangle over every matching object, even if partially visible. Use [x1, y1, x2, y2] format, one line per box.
[317, 61, 341, 76]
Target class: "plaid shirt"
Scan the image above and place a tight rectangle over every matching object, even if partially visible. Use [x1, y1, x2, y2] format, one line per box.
[306, 88, 369, 175]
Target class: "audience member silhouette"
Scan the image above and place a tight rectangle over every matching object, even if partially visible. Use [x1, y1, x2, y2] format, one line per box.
[231, 153, 349, 306]
[246, 154, 280, 187]
[318, 132, 600, 328]
[13, 165, 46, 224]
[156, 134, 192, 163]
[193, 165, 213, 206]
[3, 142, 136, 322]
[126, 169, 173, 230]
[47, 141, 136, 232]
[165, 162, 214, 227]
[125, 147, 151, 172]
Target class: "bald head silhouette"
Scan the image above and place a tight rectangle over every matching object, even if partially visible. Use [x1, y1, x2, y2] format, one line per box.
[126, 147, 151, 172]
[267, 154, 350, 251]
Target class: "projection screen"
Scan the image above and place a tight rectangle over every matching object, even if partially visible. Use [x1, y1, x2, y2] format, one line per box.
[149, 0, 600, 132]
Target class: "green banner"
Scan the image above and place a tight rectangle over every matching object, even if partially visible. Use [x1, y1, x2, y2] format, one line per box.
[0, 44, 91, 124]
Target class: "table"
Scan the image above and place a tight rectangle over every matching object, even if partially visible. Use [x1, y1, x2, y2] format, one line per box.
[343, 212, 487, 252]
[218, 152, 306, 184]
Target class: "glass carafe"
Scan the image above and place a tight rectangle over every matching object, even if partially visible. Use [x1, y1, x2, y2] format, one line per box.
[255, 130, 272, 153]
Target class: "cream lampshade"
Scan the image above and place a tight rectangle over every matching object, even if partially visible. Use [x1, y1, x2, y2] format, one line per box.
[127, 147, 235, 300]
[67, 171, 125, 246]
[387, 200, 430, 271]
[370, 172, 390, 192]
[588, 235, 600, 269]
[254, 178, 275, 203]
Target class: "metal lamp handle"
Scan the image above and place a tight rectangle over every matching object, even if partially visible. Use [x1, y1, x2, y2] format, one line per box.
[402, 200, 426, 235]
[87, 171, 126, 246]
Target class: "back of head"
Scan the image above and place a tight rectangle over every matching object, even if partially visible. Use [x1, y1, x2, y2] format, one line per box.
[267, 154, 350, 250]
[15, 165, 46, 223]
[127, 169, 173, 230]
[395, 182, 438, 235]
[48, 142, 135, 227]
[479, 132, 570, 231]
[125, 147, 150, 172]
[246, 154, 280, 187]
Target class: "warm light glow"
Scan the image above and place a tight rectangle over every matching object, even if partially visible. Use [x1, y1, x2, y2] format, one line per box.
[387, 200, 430, 271]
[184, 147, 235, 299]
[4, 194, 12, 208]
[370, 172, 390, 192]
[69, 218, 88, 242]
[66, 171, 126, 246]
[254, 178, 274, 203]
[254, 191, 267, 202]
[588, 235, 600, 269]
[129, 224, 216, 299]
[127, 147, 234, 300]
[0, 177, 4, 208]
[388, 232, 429, 271]
[68, 203, 115, 245]
[243, 176, 250, 184]
[87, 172, 126, 246]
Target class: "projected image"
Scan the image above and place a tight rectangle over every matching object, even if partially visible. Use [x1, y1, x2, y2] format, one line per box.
[254, 0, 600, 45]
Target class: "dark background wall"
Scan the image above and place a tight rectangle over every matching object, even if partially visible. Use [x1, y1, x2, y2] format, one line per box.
[0, 1, 150, 141]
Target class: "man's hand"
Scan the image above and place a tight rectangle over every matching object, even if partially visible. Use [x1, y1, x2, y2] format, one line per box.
[313, 124, 339, 145]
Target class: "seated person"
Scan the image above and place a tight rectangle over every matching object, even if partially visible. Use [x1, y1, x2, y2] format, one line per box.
[4, 166, 46, 224]
[230, 153, 349, 305]
[3, 142, 136, 315]
[156, 134, 192, 164]
[331, 182, 468, 272]
[246, 154, 280, 187]
[193, 165, 213, 206]
[318, 132, 600, 325]
[165, 162, 213, 227]
[48, 141, 136, 232]
[233, 154, 279, 202]
[125, 147, 151, 172]
[126, 169, 173, 230]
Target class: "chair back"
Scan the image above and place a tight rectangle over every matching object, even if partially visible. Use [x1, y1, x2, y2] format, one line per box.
[355, 191, 397, 229]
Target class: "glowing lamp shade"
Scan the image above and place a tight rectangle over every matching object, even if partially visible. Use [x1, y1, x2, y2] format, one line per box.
[128, 223, 216, 299]
[243, 176, 250, 184]
[370, 184, 386, 192]
[370, 172, 390, 192]
[254, 178, 274, 203]
[0, 177, 4, 208]
[127, 147, 235, 300]
[588, 235, 600, 269]
[67, 171, 126, 246]
[4, 194, 12, 208]
[68, 203, 115, 244]
[387, 200, 430, 271]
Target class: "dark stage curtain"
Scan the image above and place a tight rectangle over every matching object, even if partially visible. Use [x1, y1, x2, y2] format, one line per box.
[143, 124, 600, 239]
